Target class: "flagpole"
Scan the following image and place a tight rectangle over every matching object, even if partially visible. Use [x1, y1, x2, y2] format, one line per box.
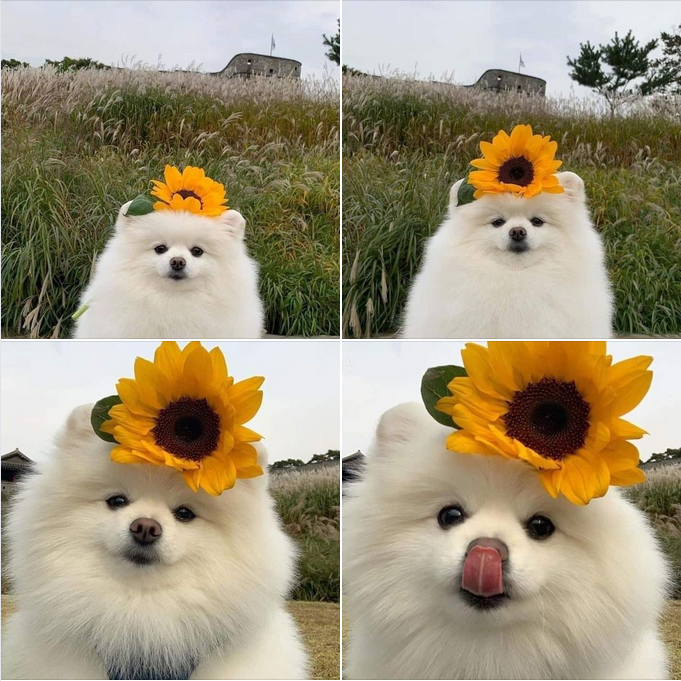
[518, 54, 521, 73]
[270, 34, 273, 56]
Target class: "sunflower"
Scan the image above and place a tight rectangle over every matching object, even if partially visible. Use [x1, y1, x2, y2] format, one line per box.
[436, 342, 652, 505]
[150, 165, 228, 217]
[101, 341, 264, 495]
[468, 124, 564, 199]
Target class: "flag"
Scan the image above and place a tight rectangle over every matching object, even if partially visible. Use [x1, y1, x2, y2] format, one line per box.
[519, 53, 525, 68]
[271, 34, 276, 53]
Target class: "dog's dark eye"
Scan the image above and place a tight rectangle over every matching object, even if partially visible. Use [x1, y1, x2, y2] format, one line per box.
[437, 505, 466, 529]
[530, 217, 545, 227]
[190, 247, 204, 258]
[491, 218, 505, 228]
[526, 515, 555, 540]
[106, 495, 129, 509]
[173, 506, 196, 522]
[154, 245, 168, 255]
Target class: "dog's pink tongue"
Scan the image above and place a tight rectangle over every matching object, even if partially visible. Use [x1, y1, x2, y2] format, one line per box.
[462, 545, 504, 597]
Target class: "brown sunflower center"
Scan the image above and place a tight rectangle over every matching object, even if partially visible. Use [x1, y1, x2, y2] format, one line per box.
[152, 397, 220, 461]
[498, 156, 534, 186]
[174, 189, 203, 206]
[504, 378, 590, 461]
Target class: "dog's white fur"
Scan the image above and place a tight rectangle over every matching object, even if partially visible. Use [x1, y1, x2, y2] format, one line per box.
[2, 405, 307, 680]
[402, 172, 613, 338]
[74, 204, 264, 339]
[343, 403, 670, 680]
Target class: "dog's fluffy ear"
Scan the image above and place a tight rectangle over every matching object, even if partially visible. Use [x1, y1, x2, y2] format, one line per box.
[217, 209, 246, 239]
[55, 404, 96, 449]
[114, 200, 135, 229]
[557, 172, 585, 201]
[449, 179, 465, 208]
[253, 442, 268, 470]
[374, 403, 431, 452]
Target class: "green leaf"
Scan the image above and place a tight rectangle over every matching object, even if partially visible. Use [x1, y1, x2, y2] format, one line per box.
[91, 395, 122, 443]
[457, 178, 476, 206]
[125, 194, 156, 217]
[421, 365, 467, 428]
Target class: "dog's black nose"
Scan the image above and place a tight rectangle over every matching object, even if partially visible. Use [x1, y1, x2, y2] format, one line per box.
[130, 518, 162, 545]
[509, 226, 527, 241]
[170, 257, 186, 271]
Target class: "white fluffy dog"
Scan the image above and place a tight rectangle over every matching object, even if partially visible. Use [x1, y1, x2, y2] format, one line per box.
[402, 172, 613, 338]
[73, 204, 264, 339]
[343, 403, 670, 680]
[2, 405, 307, 680]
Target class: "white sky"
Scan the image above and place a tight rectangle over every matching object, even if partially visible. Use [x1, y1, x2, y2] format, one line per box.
[0, 340, 340, 464]
[342, 0, 679, 97]
[343, 341, 681, 462]
[1, 0, 339, 79]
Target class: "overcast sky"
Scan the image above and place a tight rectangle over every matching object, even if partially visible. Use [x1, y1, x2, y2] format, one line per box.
[1, 0, 339, 79]
[342, 0, 679, 97]
[343, 341, 681, 462]
[1, 341, 340, 464]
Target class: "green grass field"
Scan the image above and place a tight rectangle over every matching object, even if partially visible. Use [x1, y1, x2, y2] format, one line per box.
[625, 464, 681, 598]
[271, 463, 340, 602]
[1, 67, 340, 337]
[342, 75, 681, 338]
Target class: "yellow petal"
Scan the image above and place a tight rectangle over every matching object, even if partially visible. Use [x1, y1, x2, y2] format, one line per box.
[232, 390, 263, 425]
[460, 343, 511, 401]
[199, 454, 237, 495]
[610, 466, 646, 486]
[230, 376, 265, 400]
[182, 166, 205, 191]
[445, 430, 497, 456]
[183, 196, 203, 214]
[610, 370, 653, 417]
[559, 452, 611, 505]
[610, 418, 648, 440]
[150, 182, 173, 203]
[164, 165, 183, 193]
[234, 425, 263, 443]
[154, 341, 183, 380]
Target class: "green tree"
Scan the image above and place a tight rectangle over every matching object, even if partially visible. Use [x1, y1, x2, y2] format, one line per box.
[270, 458, 305, 470]
[567, 30, 674, 116]
[648, 447, 681, 463]
[309, 450, 340, 464]
[323, 19, 340, 66]
[44, 56, 109, 73]
[1, 59, 30, 69]
[649, 25, 681, 95]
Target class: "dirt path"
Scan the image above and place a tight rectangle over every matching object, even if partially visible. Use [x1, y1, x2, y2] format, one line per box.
[288, 600, 340, 679]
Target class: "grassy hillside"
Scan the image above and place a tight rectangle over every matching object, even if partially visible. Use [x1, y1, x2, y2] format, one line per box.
[342, 76, 681, 337]
[1, 67, 340, 337]
[625, 464, 681, 598]
[271, 464, 340, 602]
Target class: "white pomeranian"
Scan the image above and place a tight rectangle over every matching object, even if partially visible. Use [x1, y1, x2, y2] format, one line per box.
[2, 404, 308, 680]
[73, 204, 264, 339]
[343, 403, 670, 680]
[402, 172, 613, 338]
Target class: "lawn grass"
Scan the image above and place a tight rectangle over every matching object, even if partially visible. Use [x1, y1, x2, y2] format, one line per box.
[342, 75, 681, 338]
[1, 67, 340, 337]
[663, 600, 681, 680]
[288, 600, 340, 680]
